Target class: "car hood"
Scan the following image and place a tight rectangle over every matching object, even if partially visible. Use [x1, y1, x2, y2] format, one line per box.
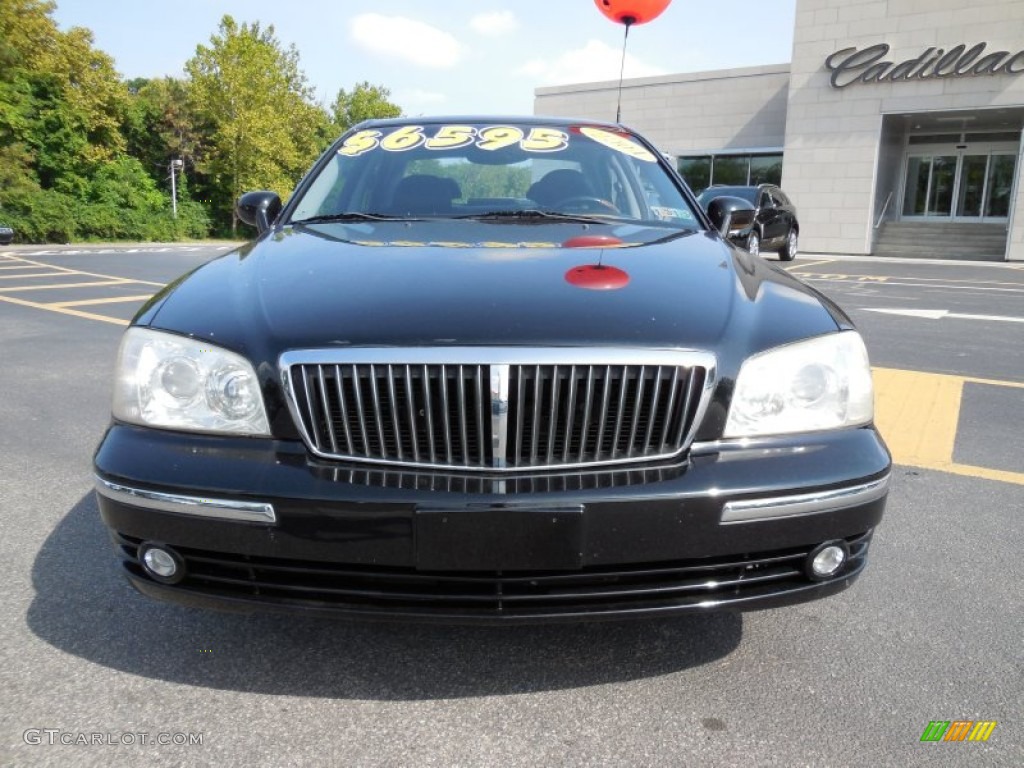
[144, 221, 842, 354]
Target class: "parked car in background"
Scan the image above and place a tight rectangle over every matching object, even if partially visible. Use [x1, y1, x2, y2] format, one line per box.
[93, 116, 888, 623]
[697, 184, 799, 261]
[0, 225, 13, 245]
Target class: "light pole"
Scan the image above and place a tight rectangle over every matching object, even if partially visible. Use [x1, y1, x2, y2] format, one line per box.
[170, 158, 184, 218]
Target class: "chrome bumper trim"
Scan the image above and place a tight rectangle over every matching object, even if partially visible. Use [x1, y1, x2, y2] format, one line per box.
[721, 474, 890, 524]
[94, 476, 276, 524]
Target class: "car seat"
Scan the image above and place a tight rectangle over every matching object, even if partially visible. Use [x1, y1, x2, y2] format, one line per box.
[389, 174, 462, 215]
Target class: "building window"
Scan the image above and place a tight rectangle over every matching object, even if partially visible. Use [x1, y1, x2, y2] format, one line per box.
[677, 152, 783, 193]
[712, 156, 748, 186]
[749, 154, 783, 186]
[677, 156, 711, 193]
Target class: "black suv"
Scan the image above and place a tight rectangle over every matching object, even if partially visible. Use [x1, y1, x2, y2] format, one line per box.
[0, 225, 13, 246]
[697, 184, 799, 261]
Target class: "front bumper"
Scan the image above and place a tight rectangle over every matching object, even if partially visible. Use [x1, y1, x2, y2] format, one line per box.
[94, 424, 891, 623]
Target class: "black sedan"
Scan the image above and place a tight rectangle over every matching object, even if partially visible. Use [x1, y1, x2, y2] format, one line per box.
[94, 116, 889, 623]
[697, 184, 800, 261]
[0, 225, 13, 245]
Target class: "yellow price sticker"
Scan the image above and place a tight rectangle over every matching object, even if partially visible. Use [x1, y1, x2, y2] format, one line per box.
[579, 127, 656, 162]
[380, 125, 426, 151]
[520, 128, 569, 152]
[476, 125, 525, 151]
[341, 125, 574, 156]
[338, 129, 383, 157]
[425, 125, 476, 150]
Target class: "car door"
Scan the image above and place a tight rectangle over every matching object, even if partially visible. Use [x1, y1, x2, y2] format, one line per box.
[757, 188, 782, 245]
[775, 188, 797, 232]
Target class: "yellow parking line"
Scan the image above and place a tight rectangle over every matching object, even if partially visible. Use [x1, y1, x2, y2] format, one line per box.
[0, 272, 65, 279]
[940, 463, 1024, 486]
[873, 366, 1024, 486]
[962, 374, 1024, 389]
[785, 259, 836, 272]
[873, 367, 962, 466]
[49, 294, 154, 308]
[0, 264, 49, 271]
[8, 256, 164, 287]
[0, 279, 131, 293]
[0, 294, 128, 325]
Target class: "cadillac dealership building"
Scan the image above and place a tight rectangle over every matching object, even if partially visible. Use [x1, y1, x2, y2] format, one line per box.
[535, 0, 1024, 261]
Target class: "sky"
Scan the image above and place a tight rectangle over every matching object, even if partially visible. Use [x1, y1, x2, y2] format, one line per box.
[51, 1, 796, 117]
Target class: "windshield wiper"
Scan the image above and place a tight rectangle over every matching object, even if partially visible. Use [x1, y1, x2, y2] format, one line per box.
[643, 227, 699, 245]
[291, 212, 417, 224]
[452, 209, 604, 224]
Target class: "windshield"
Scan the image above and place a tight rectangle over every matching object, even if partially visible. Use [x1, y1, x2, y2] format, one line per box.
[289, 121, 700, 228]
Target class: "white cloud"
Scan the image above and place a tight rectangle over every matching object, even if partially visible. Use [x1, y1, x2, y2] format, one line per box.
[350, 14, 462, 69]
[516, 39, 665, 86]
[469, 11, 520, 37]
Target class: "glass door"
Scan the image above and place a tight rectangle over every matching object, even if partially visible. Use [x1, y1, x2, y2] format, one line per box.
[902, 155, 957, 217]
[954, 155, 988, 218]
[903, 146, 1017, 222]
[984, 153, 1016, 219]
[954, 152, 1016, 221]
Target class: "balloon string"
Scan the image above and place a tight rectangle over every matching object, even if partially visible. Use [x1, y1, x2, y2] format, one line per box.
[616, 21, 632, 123]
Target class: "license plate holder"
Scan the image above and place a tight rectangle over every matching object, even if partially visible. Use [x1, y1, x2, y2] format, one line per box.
[415, 506, 584, 571]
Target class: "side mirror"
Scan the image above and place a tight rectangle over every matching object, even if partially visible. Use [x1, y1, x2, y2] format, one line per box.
[705, 196, 756, 245]
[237, 191, 282, 234]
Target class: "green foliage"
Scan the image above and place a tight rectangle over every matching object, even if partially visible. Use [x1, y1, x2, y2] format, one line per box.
[332, 82, 402, 133]
[1, 155, 208, 242]
[0, 4, 402, 243]
[408, 159, 532, 201]
[186, 15, 335, 234]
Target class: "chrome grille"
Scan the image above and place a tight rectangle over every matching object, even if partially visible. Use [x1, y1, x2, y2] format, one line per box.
[298, 363, 492, 468]
[508, 364, 704, 468]
[282, 349, 715, 472]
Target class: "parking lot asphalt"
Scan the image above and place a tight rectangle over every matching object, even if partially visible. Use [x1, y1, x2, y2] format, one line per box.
[1, 243, 1020, 766]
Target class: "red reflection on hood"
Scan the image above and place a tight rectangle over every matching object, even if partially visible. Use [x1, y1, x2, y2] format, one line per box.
[562, 235, 625, 248]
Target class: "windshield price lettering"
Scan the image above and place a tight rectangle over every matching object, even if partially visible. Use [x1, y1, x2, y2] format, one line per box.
[339, 125, 570, 157]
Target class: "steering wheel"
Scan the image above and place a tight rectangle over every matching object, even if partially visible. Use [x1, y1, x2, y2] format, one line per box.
[555, 196, 620, 215]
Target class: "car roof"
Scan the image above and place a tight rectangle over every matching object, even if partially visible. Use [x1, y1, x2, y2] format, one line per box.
[358, 115, 630, 131]
[705, 183, 776, 190]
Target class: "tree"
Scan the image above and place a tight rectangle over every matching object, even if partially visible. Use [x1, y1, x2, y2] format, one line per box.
[124, 77, 205, 180]
[0, 0, 150, 241]
[186, 15, 333, 234]
[331, 82, 402, 133]
[0, 4, 402, 242]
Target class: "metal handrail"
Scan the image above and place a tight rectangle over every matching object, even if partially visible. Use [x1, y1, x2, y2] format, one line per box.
[875, 191, 894, 229]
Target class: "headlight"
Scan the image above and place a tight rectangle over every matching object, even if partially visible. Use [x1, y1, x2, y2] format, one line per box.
[112, 327, 270, 436]
[724, 331, 873, 438]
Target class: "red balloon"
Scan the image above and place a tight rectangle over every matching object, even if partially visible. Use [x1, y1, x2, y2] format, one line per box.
[594, 0, 671, 25]
[565, 264, 630, 290]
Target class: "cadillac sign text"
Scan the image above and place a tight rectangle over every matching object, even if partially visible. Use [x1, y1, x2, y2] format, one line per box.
[825, 43, 1024, 88]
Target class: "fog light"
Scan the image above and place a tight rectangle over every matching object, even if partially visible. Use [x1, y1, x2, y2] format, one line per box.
[139, 543, 185, 584]
[806, 541, 849, 581]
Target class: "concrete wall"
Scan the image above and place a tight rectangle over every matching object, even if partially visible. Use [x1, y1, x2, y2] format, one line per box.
[872, 116, 905, 236]
[534, 65, 790, 155]
[784, 0, 1024, 258]
[1009, 130, 1024, 260]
